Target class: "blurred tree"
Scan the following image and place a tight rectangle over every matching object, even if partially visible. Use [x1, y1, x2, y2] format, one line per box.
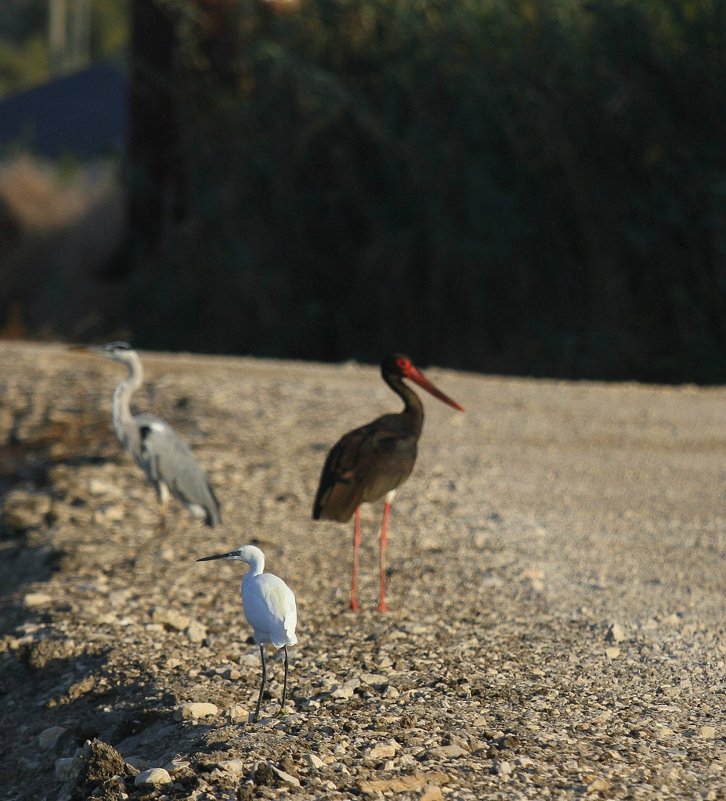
[119, 0, 726, 381]
[125, 0, 239, 267]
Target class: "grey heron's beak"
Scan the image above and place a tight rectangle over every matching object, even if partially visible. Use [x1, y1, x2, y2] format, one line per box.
[196, 551, 233, 562]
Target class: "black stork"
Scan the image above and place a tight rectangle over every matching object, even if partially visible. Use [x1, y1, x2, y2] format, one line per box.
[312, 354, 464, 611]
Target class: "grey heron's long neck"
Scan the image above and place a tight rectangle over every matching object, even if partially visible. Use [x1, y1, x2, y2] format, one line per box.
[385, 374, 424, 438]
[112, 354, 143, 445]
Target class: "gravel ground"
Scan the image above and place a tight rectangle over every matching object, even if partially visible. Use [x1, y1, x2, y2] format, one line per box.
[0, 341, 724, 801]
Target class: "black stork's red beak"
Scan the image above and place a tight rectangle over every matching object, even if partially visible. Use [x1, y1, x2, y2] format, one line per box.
[404, 364, 464, 412]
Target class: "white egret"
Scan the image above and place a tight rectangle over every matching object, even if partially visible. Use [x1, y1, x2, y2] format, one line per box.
[196, 545, 297, 722]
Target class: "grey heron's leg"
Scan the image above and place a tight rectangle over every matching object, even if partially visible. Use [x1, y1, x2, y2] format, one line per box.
[253, 644, 266, 723]
[156, 482, 170, 530]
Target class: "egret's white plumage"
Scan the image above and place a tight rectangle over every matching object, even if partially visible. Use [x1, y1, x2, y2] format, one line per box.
[196, 544, 297, 721]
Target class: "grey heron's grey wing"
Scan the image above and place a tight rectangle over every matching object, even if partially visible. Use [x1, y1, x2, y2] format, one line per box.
[135, 414, 222, 525]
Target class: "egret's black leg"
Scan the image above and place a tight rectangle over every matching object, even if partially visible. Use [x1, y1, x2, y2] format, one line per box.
[281, 645, 289, 711]
[253, 644, 266, 722]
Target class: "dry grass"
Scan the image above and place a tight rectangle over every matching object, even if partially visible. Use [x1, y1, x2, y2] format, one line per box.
[0, 154, 125, 340]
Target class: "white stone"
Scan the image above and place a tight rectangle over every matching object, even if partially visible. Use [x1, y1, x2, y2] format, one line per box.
[186, 621, 207, 643]
[174, 702, 218, 721]
[303, 753, 325, 769]
[134, 768, 172, 786]
[270, 766, 301, 787]
[606, 623, 625, 643]
[228, 703, 249, 724]
[89, 479, 118, 496]
[425, 744, 468, 760]
[359, 672, 389, 686]
[218, 759, 245, 774]
[24, 592, 53, 608]
[151, 607, 190, 631]
[365, 740, 400, 762]
[165, 759, 190, 773]
[699, 725, 716, 739]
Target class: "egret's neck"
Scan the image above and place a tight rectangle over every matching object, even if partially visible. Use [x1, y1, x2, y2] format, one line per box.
[112, 353, 143, 444]
[245, 552, 265, 577]
[385, 375, 424, 437]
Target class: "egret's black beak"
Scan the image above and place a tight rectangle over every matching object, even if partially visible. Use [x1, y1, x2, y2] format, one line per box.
[196, 551, 231, 562]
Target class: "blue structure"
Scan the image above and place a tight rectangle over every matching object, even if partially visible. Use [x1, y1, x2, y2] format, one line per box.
[0, 62, 127, 158]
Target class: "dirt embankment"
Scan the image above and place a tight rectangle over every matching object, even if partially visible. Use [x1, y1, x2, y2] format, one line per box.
[0, 342, 724, 801]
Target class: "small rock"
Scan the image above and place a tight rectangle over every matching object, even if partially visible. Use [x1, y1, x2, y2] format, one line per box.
[605, 647, 620, 660]
[165, 759, 190, 773]
[174, 702, 218, 721]
[698, 725, 716, 739]
[38, 725, 66, 749]
[303, 753, 325, 769]
[253, 762, 300, 787]
[134, 768, 172, 787]
[270, 766, 301, 787]
[151, 607, 190, 631]
[220, 666, 241, 681]
[218, 759, 245, 774]
[606, 623, 625, 643]
[420, 787, 444, 801]
[359, 672, 389, 687]
[421, 744, 468, 760]
[493, 760, 512, 776]
[186, 620, 207, 643]
[228, 703, 249, 724]
[365, 740, 400, 762]
[592, 710, 613, 725]
[359, 772, 450, 795]
[88, 479, 119, 496]
[24, 592, 53, 609]
[54, 757, 75, 781]
[587, 777, 611, 792]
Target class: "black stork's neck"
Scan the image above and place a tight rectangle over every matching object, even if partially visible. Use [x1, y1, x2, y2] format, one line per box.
[383, 372, 424, 438]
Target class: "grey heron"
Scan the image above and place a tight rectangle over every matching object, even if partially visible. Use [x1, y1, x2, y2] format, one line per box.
[76, 342, 222, 527]
[196, 544, 297, 722]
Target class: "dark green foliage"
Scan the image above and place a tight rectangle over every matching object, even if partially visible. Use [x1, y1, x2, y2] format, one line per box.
[125, 0, 726, 381]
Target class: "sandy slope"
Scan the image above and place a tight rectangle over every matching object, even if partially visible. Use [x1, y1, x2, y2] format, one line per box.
[0, 341, 724, 801]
